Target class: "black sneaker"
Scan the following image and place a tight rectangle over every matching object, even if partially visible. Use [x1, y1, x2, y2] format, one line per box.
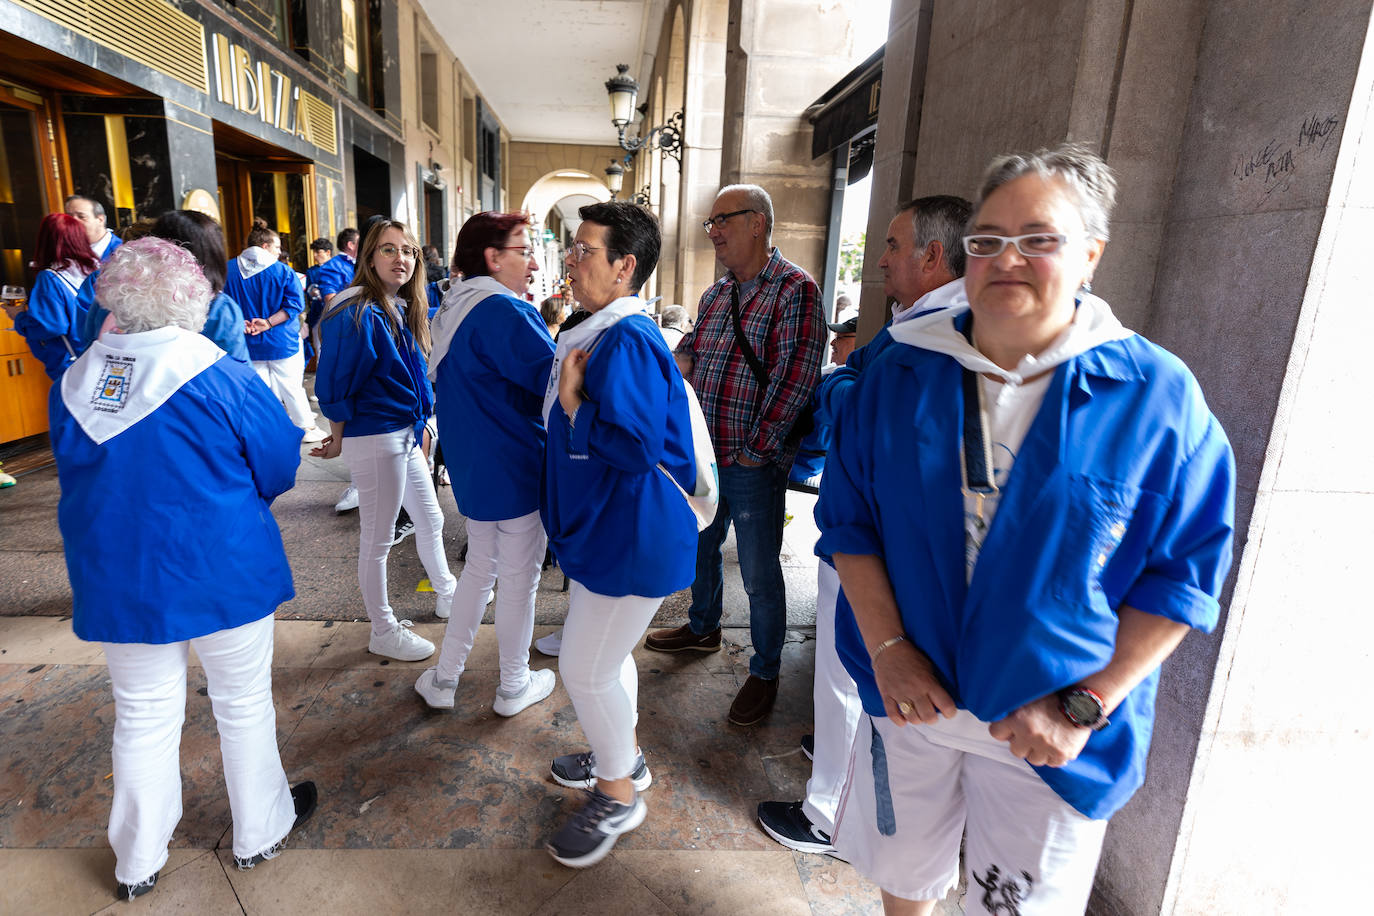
[116, 872, 158, 901]
[390, 510, 415, 546]
[550, 749, 652, 792]
[234, 781, 318, 870]
[757, 800, 838, 856]
[546, 788, 646, 869]
[801, 734, 814, 761]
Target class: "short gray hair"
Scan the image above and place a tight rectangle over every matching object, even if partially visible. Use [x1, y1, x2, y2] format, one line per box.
[97, 237, 210, 334]
[905, 195, 974, 277]
[65, 195, 106, 219]
[718, 183, 774, 239]
[975, 143, 1117, 241]
[660, 304, 689, 330]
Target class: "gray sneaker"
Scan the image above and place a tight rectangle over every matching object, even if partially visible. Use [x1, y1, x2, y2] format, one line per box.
[550, 749, 652, 792]
[546, 788, 646, 868]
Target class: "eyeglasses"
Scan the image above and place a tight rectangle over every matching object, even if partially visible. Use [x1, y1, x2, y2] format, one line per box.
[377, 243, 420, 260]
[502, 246, 536, 259]
[701, 209, 756, 233]
[563, 241, 617, 263]
[962, 233, 1072, 258]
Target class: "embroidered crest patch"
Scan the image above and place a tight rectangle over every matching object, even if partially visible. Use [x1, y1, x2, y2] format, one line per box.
[91, 355, 135, 413]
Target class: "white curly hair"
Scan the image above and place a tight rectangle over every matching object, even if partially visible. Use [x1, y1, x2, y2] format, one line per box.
[96, 237, 211, 333]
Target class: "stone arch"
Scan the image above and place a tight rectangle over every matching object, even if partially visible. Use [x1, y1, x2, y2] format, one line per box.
[519, 170, 611, 303]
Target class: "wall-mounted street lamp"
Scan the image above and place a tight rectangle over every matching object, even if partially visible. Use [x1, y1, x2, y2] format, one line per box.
[605, 64, 684, 164]
[631, 185, 651, 207]
[603, 160, 625, 197]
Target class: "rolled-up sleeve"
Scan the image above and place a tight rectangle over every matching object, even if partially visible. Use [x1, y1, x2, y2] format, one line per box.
[815, 371, 884, 561]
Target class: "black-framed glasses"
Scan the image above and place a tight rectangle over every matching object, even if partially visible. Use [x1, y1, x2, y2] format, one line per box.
[502, 245, 536, 259]
[701, 209, 756, 233]
[962, 233, 1072, 258]
[563, 241, 617, 263]
[377, 243, 420, 260]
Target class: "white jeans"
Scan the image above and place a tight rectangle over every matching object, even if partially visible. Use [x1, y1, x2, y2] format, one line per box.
[342, 427, 457, 636]
[101, 615, 295, 884]
[558, 582, 663, 781]
[802, 561, 864, 834]
[253, 347, 316, 429]
[435, 510, 545, 696]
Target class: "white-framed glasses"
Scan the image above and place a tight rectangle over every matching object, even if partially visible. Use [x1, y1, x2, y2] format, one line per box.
[962, 233, 1071, 258]
[377, 243, 420, 260]
[563, 241, 616, 263]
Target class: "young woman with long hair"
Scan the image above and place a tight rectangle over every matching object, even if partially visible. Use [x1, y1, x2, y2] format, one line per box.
[313, 220, 457, 661]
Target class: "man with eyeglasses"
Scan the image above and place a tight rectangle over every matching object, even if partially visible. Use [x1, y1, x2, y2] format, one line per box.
[644, 183, 826, 727]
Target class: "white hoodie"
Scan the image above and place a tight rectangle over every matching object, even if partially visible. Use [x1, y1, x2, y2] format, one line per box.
[889, 293, 1133, 578]
[236, 246, 278, 279]
[427, 275, 518, 381]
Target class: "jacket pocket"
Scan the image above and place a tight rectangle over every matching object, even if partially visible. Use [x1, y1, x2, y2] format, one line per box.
[1052, 473, 1141, 607]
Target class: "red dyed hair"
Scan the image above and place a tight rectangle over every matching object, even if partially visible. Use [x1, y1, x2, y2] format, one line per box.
[453, 211, 530, 278]
[34, 213, 98, 275]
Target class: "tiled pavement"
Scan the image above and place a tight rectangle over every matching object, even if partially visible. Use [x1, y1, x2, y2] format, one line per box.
[0, 435, 965, 914]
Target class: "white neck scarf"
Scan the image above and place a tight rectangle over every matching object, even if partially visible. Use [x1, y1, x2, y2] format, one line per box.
[541, 296, 646, 424]
[427, 275, 516, 381]
[61, 326, 224, 444]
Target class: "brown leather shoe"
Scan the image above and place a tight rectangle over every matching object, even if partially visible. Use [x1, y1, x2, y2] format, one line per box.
[644, 624, 722, 653]
[728, 674, 779, 726]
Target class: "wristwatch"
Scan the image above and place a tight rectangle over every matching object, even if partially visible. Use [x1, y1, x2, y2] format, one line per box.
[1058, 686, 1110, 731]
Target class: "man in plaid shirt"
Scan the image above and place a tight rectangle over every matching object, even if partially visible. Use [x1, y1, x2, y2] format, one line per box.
[645, 184, 826, 726]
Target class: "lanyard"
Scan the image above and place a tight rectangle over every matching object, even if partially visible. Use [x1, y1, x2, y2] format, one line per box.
[959, 318, 998, 524]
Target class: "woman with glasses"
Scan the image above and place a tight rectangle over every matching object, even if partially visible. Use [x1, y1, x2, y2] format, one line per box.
[539, 201, 698, 867]
[3, 213, 97, 379]
[314, 220, 457, 662]
[225, 217, 327, 443]
[415, 212, 557, 718]
[816, 144, 1235, 915]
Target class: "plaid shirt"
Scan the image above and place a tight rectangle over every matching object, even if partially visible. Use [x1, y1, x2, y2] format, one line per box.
[678, 248, 825, 466]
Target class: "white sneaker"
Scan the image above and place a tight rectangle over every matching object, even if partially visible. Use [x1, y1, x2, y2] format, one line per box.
[493, 668, 555, 717]
[435, 589, 455, 620]
[534, 628, 563, 657]
[334, 486, 359, 514]
[301, 426, 328, 443]
[415, 667, 457, 709]
[368, 620, 435, 662]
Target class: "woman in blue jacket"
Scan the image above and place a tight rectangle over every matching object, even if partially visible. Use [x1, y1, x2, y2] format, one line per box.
[2, 213, 97, 379]
[314, 220, 457, 663]
[539, 201, 698, 868]
[225, 218, 326, 442]
[415, 212, 557, 718]
[816, 145, 1235, 915]
[50, 238, 314, 902]
[77, 211, 251, 362]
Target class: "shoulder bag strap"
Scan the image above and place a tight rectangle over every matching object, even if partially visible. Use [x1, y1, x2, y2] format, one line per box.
[729, 285, 770, 400]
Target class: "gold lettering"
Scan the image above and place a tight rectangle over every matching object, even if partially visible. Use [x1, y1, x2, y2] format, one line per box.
[213, 34, 235, 105]
[275, 72, 294, 132]
[257, 62, 273, 122]
[295, 89, 311, 144]
[868, 80, 881, 116]
[232, 45, 258, 117]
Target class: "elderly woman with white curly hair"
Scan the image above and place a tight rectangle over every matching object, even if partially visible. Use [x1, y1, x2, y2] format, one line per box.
[49, 237, 316, 903]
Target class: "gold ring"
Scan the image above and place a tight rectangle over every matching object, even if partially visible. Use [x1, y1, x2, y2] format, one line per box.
[898, 701, 914, 716]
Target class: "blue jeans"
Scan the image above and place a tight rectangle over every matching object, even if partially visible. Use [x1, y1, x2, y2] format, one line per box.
[687, 461, 789, 680]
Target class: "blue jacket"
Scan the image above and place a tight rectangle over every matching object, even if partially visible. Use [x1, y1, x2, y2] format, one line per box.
[224, 258, 305, 361]
[432, 290, 554, 521]
[15, 268, 88, 379]
[816, 333, 1235, 820]
[314, 253, 356, 299]
[789, 368, 841, 484]
[77, 273, 250, 363]
[317, 297, 432, 440]
[542, 314, 698, 598]
[50, 347, 299, 644]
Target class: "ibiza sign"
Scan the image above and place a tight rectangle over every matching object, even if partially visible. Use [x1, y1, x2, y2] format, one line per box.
[209, 33, 337, 155]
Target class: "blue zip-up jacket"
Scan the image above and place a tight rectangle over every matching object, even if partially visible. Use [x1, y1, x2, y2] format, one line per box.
[14, 267, 89, 379]
[317, 295, 432, 440]
[816, 331, 1235, 820]
[77, 272, 250, 363]
[542, 314, 697, 598]
[314, 253, 356, 299]
[50, 334, 299, 643]
[431, 284, 554, 521]
[224, 253, 305, 361]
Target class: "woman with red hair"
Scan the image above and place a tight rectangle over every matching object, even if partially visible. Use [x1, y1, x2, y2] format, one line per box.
[2, 212, 99, 378]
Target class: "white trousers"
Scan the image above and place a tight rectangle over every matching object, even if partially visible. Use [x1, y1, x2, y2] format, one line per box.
[559, 582, 663, 781]
[342, 428, 457, 636]
[101, 615, 295, 884]
[253, 347, 316, 430]
[802, 561, 864, 834]
[834, 711, 1108, 912]
[435, 510, 545, 696]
